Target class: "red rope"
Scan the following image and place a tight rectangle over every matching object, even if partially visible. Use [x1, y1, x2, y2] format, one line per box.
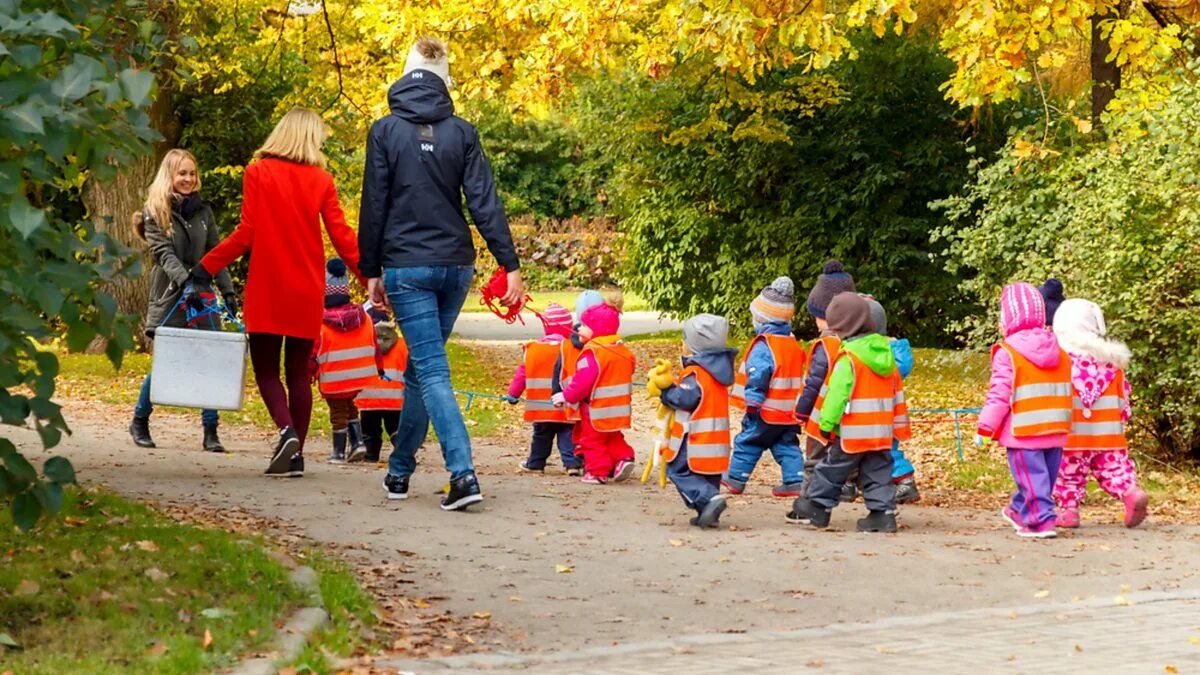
[479, 267, 533, 325]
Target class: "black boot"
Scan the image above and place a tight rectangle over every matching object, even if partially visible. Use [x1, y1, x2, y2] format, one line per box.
[346, 420, 367, 463]
[363, 436, 383, 463]
[329, 430, 348, 465]
[857, 510, 898, 533]
[129, 416, 155, 448]
[203, 424, 225, 453]
[786, 497, 832, 528]
[441, 472, 483, 511]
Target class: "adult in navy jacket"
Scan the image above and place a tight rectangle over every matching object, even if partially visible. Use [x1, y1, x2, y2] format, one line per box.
[358, 37, 523, 511]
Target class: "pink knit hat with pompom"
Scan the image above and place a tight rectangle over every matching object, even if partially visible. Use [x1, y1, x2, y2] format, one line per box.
[580, 303, 621, 338]
[1000, 282, 1046, 336]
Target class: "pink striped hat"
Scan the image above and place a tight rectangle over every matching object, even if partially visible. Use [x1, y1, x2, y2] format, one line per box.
[538, 302, 573, 339]
[1000, 282, 1046, 336]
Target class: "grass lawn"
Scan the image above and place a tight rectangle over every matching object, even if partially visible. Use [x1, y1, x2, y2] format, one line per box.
[461, 289, 648, 313]
[0, 488, 304, 673]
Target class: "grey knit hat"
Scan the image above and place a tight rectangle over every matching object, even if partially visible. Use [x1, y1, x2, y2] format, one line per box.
[751, 276, 796, 325]
[806, 260, 856, 319]
[683, 313, 730, 354]
[860, 294, 888, 337]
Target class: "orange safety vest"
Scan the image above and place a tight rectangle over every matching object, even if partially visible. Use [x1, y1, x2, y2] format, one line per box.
[803, 335, 842, 439]
[316, 320, 378, 396]
[584, 340, 636, 432]
[356, 339, 408, 411]
[666, 365, 732, 475]
[1065, 369, 1127, 451]
[523, 341, 569, 423]
[837, 352, 911, 453]
[731, 334, 808, 425]
[996, 342, 1073, 438]
[560, 340, 582, 423]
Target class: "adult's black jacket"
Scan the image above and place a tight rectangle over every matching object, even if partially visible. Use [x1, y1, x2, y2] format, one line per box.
[357, 70, 519, 278]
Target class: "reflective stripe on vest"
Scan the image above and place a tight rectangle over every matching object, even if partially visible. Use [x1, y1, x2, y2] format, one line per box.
[585, 340, 636, 431]
[356, 339, 408, 411]
[803, 335, 842, 439]
[560, 341, 582, 422]
[730, 334, 807, 425]
[666, 365, 732, 475]
[998, 343, 1073, 438]
[317, 319, 378, 395]
[837, 352, 912, 453]
[1066, 371, 1128, 451]
[523, 341, 569, 423]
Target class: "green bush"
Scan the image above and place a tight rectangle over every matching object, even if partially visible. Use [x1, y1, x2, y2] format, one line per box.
[936, 65, 1200, 457]
[473, 215, 624, 288]
[576, 32, 1008, 343]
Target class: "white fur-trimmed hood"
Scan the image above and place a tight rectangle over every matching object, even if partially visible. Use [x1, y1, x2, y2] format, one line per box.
[1055, 330, 1131, 369]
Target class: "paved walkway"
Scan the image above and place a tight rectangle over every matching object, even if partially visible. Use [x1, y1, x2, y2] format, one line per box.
[377, 590, 1200, 672]
[453, 311, 679, 341]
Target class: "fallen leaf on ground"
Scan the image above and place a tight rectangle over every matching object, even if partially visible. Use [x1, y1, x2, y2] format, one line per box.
[144, 642, 167, 658]
[472, 611, 492, 620]
[1189, 636, 1200, 645]
[509, 596, 522, 602]
[1034, 590, 1050, 599]
[555, 564, 574, 574]
[63, 517, 87, 527]
[70, 549, 86, 564]
[14, 580, 39, 597]
[178, 609, 192, 624]
[0, 633, 20, 649]
[1165, 666, 1178, 674]
[1075, 644, 1083, 652]
[669, 539, 684, 547]
[136, 540, 159, 552]
[203, 629, 213, 650]
[1114, 595, 1135, 606]
[806, 659, 825, 668]
[200, 607, 233, 619]
[145, 567, 170, 582]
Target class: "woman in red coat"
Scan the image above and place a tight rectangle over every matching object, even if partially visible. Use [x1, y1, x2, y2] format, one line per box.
[193, 108, 362, 477]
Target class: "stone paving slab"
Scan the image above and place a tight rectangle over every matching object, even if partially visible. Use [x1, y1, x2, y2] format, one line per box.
[377, 590, 1200, 673]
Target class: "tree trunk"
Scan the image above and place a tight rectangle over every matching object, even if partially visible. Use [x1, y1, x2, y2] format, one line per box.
[81, 1, 180, 350]
[1090, 2, 1130, 124]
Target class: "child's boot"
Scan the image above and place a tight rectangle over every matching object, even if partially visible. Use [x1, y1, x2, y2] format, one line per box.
[840, 483, 859, 503]
[363, 435, 382, 463]
[692, 495, 727, 528]
[1056, 508, 1081, 529]
[856, 510, 898, 533]
[1122, 487, 1149, 528]
[721, 475, 746, 495]
[772, 481, 804, 498]
[346, 420, 367, 463]
[329, 430, 348, 465]
[894, 476, 920, 504]
[785, 498, 831, 528]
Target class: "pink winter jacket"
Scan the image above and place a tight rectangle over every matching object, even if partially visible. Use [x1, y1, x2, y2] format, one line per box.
[561, 351, 600, 405]
[978, 328, 1070, 450]
[507, 334, 565, 398]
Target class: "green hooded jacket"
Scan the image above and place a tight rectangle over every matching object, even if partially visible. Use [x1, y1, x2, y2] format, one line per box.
[819, 333, 897, 434]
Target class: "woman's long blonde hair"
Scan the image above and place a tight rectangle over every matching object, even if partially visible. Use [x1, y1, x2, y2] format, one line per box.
[253, 108, 329, 168]
[138, 148, 200, 241]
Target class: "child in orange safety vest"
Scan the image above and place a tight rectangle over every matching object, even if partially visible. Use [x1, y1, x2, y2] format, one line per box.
[976, 282, 1073, 539]
[312, 258, 382, 465]
[355, 304, 408, 463]
[1051, 298, 1148, 529]
[725, 277, 807, 498]
[653, 314, 737, 528]
[554, 296, 637, 485]
[503, 303, 584, 476]
[787, 292, 910, 533]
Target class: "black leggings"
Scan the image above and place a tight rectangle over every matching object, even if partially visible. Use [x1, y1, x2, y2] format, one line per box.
[248, 333, 314, 451]
[361, 410, 400, 444]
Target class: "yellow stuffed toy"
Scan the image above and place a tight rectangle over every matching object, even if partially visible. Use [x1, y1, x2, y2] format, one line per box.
[641, 359, 675, 487]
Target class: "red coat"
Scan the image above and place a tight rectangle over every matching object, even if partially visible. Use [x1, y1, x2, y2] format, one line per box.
[201, 157, 362, 340]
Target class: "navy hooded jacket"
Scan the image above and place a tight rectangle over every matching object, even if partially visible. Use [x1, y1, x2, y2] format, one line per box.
[357, 70, 519, 278]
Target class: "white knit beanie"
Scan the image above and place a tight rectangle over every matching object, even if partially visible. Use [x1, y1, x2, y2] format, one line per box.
[403, 37, 452, 89]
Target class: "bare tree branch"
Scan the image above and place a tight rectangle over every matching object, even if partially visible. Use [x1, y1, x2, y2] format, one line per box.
[321, 0, 368, 114]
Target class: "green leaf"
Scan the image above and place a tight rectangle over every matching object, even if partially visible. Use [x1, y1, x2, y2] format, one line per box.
[66, 321, 98, 352]
[11, 491, 41, 532]
[8, 194, 47, 238]
[6, 100, 45, 135]
[51, 57, 98, 102]
[118, 69, 155, 107]
[0, 632, 21, 650]
[3, 451, 37, 486]
[10, 44, 41, 69]
[34, 481, 63, 515]
[43, 456, 75, 484]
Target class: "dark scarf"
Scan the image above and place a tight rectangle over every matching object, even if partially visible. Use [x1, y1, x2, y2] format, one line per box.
[173, 192, 204, 221]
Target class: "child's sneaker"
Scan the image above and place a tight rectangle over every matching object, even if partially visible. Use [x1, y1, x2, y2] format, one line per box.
[692, 495, 727, 529]
[565, 466, 583, 477]
[1122, 487, 1149, 528]
[581, 473, 607, 485]
[1056, 508, 1081, 529]
[1000, 505, 1023, 533]
[772, 481, 804, 498]
[895, 476, 921, 504]
[856, 510, 897, 533]
[785, 498, 831, 528]
[612, 459, 635, 483]
[721, 476, 746, 495]
[518, 461, 545, 473]
[1017, 521, 1058, 539]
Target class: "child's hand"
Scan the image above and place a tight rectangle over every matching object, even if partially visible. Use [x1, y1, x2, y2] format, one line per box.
[551, 392, 566, 407]
[974, 433, 992, 449]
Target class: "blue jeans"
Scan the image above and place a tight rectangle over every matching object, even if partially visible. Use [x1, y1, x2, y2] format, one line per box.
[135, 374, 218, 426]
[385, 265, 475, 481]
[727, 412, 804, 485]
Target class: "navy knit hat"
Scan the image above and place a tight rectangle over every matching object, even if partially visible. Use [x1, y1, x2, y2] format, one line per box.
[806, 260, 856, 319]
[1039, 278, 1064, 327]
[324, 258, 350, 308]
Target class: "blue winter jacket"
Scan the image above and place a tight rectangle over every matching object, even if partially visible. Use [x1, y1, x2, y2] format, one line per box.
[741, 321, 793, 409]
[891, 337, 913, 380]
[661, 349, 737, 413]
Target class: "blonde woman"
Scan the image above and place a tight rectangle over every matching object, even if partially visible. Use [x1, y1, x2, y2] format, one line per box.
[130, 149, 237, 453]
[196, 108, 362, 477]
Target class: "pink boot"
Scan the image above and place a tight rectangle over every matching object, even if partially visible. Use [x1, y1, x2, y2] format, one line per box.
[1122, 487, 1149, 528]
[1056, 508, 1081, 529]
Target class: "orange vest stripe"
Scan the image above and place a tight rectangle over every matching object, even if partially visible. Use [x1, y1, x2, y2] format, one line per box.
[1066, 370, 1127, 451]
[667, 365, 731, 475]
[523, 341, 569, 423]
[317, 320, 378, 396]
[731, 334, 807, 425]
[837, 352, 911, 453]
[584, 341, 636, 432]
[356, 339, 408, 411]
[803, 335, 842, 439]
[998, 343, 1073, 438]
